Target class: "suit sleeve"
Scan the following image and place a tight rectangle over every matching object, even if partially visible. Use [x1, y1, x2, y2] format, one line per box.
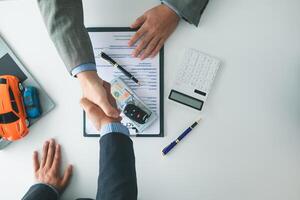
[96, 133, 138, 200]
[162, 0, 209, 26]
[22, 184, 59, 200]
[37, 0, 95, 74]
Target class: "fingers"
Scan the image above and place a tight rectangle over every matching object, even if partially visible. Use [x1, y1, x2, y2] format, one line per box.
[130, 15, 146, 29]
[128, 26, 146, 47]
[33, 151, 40, 173]
[80, 98, 103, 130]
[97, 82, 119, 118]
[80, 98, 103, 117]
[80, 97, 93, 108]
[140, 37, 160, 60]
[129, 22, 163, 59]
[61, 165, 73, 189]
[102, 80, 111, 92]
[132, 33, 154, 58]
[81, 97, 114, 119]
[98, 98, 119, 119]
[40, 141, 49, 168]
[52, 144, 61, 172]
[150, 39, 164, 58]
[103, 81, 118, 109]
[45, 139, 56, 169]
[117, 116, 123, 121]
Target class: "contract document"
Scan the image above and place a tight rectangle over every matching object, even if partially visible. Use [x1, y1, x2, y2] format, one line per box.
[84, 28, 164, 137]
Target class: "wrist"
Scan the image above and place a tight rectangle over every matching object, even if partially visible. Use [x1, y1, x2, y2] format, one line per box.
[160, 4, 180, 21]
[101, 117, 121, 127]
[77, 71, 102, 92]
[77, 71, 100, 83]
[100, 122, 129, 138]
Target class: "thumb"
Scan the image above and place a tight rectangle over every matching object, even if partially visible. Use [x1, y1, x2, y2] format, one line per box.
[80, 98, 95, 113]
[80, 98, 103, 131]
[131, 15, 146, 28]
[61, 165, 73, 190]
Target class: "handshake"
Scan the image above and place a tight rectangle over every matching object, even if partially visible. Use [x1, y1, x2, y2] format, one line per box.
[78, 71, 122, 130]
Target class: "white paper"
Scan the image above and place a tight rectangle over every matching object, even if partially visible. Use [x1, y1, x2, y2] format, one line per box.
[85, 31, 161, 135]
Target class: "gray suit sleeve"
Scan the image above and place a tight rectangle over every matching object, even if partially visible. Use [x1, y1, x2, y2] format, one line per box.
[162, 0, 209, 26]
[37, 0, 95, 74]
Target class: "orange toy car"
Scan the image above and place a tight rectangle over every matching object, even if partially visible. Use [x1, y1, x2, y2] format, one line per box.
[0, 75, 29, 141]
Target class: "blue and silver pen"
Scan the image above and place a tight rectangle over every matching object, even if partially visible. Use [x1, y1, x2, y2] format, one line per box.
[162, 116, 202, 155]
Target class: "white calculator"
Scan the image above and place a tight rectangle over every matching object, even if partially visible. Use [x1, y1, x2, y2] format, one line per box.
[169, 48, 221, 111]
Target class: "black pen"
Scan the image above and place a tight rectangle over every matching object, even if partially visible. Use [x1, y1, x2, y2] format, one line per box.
[100, 52, 140, 85]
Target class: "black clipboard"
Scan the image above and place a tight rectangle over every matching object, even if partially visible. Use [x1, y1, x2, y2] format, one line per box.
[83, 27, 164, 137]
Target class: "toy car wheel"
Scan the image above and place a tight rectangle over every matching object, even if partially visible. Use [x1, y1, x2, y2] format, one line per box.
[25, 119, 30, 127]
[18, 83, 24, 91]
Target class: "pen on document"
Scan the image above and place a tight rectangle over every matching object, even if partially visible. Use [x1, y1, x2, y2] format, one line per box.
[162, 116, 202, 156]
[100, 52, 140, 85]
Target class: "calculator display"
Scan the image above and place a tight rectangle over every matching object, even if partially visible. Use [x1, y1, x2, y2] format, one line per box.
[169, 90, 203, 110]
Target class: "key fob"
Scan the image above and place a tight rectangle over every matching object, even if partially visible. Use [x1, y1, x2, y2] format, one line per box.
[123, 104, 150, 124]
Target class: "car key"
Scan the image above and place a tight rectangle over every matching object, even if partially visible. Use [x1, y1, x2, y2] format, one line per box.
[123, 103, 150, 124]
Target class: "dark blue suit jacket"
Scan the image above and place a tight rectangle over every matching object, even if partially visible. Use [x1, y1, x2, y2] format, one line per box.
[22, 133, 138, 200]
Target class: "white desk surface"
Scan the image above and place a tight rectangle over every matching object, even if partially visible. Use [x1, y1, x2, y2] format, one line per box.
[0, 0, 300, 199]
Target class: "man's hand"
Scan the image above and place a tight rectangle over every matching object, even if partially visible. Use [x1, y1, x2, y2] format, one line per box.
[77, 71, 119, 118]
[80, 81, 122, 131]
[33, 139, 73, 193]
[128, 4, 180, 60]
